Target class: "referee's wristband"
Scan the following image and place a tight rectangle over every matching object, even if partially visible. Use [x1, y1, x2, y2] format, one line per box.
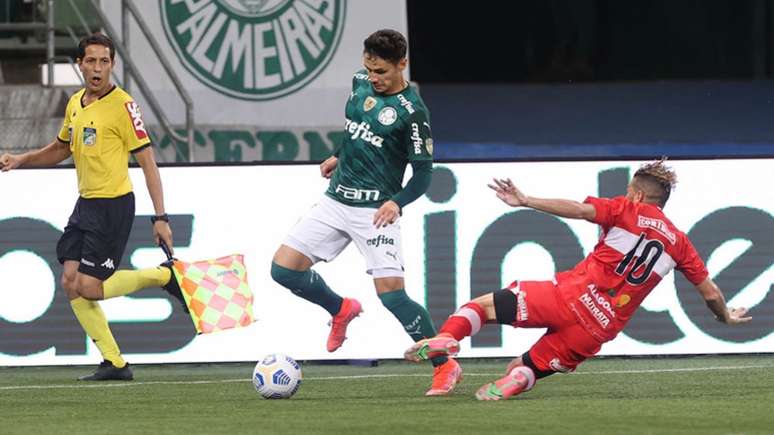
[150, 214, 169, 223]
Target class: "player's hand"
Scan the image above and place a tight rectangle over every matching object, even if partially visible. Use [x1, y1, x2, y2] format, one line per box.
[153, 221, 174, 255]
[719, 307, 752, 325]
[0, 153, 22, 172]
[373, 200, 400, 228]
[320, 156, 338, 179]
[488, 178, 529, 207]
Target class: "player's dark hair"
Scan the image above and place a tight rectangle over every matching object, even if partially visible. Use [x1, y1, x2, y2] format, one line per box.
[363, 29, 407, 64]
[632, 158, 678, 208]
[78, 32, 115, 62]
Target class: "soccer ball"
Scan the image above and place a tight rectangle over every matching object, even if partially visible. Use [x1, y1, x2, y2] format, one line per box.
[252, 354, 302, 399]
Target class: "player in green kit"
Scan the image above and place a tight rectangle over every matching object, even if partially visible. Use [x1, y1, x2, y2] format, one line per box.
[271, 29, 461, 395]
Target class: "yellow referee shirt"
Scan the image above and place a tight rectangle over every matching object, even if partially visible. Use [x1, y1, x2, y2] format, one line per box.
[57, 86, 151, 198]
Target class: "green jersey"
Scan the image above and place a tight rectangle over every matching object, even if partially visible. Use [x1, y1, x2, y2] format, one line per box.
[326, 70, 434, 208]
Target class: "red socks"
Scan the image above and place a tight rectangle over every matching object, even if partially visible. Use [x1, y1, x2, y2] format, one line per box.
[439, 302, 487, 341]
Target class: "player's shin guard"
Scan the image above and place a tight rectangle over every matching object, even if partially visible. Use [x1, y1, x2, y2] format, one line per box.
[270, 262, 343, 316]
[380, 289, 447, 366]
[438, 302, 487, 341]
[379, 289, 437, 342]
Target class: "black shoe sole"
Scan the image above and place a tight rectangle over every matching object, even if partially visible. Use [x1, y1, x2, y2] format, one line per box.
[78, 366, 134, 381]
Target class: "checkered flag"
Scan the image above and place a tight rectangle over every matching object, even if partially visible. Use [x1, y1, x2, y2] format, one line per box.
[162, 246, 255, 334]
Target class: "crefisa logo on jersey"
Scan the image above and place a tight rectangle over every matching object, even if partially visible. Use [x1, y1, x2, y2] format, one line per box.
[161, 0, 346, 101]
[410, 122, 423, 154]
[366, 234, 395, 247]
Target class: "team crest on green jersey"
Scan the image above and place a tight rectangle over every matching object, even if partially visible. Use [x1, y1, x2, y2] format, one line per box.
[363, 96, 376, 111]
[377, 106, 397, 125]
[160, 0, 346, 101]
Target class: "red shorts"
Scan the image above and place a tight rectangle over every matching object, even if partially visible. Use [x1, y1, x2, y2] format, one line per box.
[508, 280, 602, 373]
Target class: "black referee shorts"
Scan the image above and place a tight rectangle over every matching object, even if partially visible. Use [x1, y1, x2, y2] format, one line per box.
[56, 192, 135, 281]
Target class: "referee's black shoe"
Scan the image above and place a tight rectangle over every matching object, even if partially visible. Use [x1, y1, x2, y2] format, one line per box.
[161, 260, 189, 313]
[78, 360, 133, 381]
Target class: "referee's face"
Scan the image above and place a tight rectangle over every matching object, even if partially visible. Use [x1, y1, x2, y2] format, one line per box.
[78, 44, 114, 96]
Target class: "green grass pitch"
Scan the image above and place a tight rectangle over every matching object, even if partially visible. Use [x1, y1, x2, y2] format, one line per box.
[1, 355, 772, 434]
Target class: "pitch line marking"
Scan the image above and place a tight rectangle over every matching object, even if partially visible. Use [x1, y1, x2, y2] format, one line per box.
[0, 364, 771, 391]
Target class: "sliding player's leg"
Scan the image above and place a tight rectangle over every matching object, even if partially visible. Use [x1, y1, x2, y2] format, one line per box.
[473, 281, 602, 400]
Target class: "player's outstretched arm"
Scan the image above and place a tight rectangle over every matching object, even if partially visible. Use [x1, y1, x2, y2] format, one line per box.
[488, 178, 596, 220]
[695, 277, 752, 325]
[134, 146, 174, 253]
[0, 138, 71, 171]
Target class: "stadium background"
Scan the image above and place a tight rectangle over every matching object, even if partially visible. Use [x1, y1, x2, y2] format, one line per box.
[0, 0, 771, 366]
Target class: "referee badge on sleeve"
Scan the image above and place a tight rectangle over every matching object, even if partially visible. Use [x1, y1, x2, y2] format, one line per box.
[83, 127, 97, 146]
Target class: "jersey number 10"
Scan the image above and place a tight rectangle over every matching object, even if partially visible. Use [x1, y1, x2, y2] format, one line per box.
[615, 233, 665, 285]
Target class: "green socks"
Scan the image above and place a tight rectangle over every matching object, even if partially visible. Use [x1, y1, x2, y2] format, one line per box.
[378, 289, 447, 367]
[270, 262, 343, 316]
[271, 264, 449, 367]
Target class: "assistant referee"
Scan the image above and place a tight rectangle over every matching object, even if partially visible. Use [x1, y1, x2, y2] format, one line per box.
[0, 33, 186, 380]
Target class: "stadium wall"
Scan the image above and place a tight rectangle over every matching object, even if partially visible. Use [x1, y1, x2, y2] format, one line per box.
[147, 79, 774, 163]
[102, 0, 408, 129]
[0, 159, 771, 366]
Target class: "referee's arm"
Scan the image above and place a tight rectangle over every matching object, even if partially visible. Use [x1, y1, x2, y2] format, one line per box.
[134, 146, 173, 251]
[0, 137, 71, 170]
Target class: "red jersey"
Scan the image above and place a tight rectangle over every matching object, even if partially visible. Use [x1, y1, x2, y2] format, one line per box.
[556, 196, 709, 342]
